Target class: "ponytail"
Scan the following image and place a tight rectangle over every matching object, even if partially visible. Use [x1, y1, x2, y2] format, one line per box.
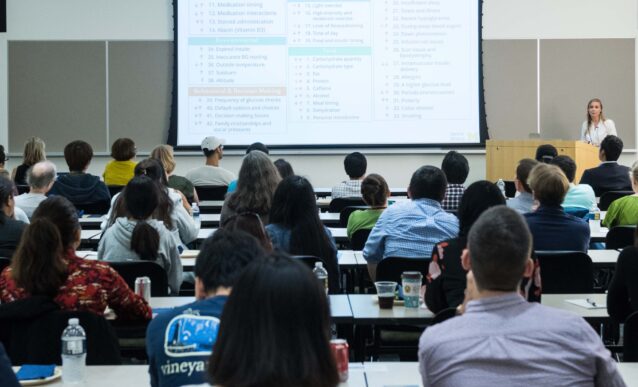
[130, 221, 160, 261]
[11, 218, 67, 296]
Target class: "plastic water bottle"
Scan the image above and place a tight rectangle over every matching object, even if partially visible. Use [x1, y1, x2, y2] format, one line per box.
[61, 318, 86, 384]
[313, 262, 329, 295]
[497, 179, 506, 198]
[192, 203, 201, 229]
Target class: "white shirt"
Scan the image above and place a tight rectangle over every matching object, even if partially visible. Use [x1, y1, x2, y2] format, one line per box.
[14, 192, 47, 219]
[185, 165, 235, 186]
[581, 119, 617, 147]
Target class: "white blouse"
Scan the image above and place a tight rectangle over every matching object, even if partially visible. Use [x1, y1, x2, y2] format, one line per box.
[580, 119, 617, 147]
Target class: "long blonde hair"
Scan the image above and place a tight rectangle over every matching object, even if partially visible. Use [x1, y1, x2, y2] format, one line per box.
[150, 144, 176, 175]
[586, 98, 606, 135]
[22, 137, 46, 166]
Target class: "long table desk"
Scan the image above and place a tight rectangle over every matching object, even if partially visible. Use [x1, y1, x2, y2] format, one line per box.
[18, 362, 637, 387]
[541, 293, 608, 321]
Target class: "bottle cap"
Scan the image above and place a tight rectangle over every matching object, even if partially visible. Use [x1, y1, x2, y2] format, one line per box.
[68, 318, 79, 325]
[315, 261, 323, 268]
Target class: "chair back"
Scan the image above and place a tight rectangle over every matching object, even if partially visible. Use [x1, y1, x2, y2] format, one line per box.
[107, 261, 169, 297]
[350, 229, 372, 250]
[563, 207, 589, 219]
[535, 251, 594, 293]
[74, 200, 111, 215]
[339, 205, 370, 227]
[107, 185, 124, 197]
[0, 297, 121, 365]
[292, 255, 325, 271]
[599, 191, 634, 211]
[624, 311, 638, 361]
[195, 185, 228, 201]
[375, 257, 429, 284]
[0, 257, 10, 273]
[606, 226, 636, 250]
[329, 197, 366, 213]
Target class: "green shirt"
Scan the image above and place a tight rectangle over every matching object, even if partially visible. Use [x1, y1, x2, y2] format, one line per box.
[602, 195, 638, 228]
[168, 175, 195, 201]
[347, 208, 384, 239]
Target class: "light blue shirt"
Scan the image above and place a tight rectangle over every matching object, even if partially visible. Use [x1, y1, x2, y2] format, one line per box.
[419, 293, 624, 387]
[506, 191, 534, 214]
[363, 198, 458, 263]
[563, 183, 598, 211]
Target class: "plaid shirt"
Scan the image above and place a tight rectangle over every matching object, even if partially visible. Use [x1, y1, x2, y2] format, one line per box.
[331, 180, 362, 199]
[441, 184, 465, 211]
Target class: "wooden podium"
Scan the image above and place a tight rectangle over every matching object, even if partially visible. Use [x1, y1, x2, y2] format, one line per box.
[486, 140, 599, 184]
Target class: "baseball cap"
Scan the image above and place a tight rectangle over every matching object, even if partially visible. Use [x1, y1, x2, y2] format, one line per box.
[201, 136, 226, 151]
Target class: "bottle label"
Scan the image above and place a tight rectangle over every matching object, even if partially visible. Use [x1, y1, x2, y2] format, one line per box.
[66, 340, 84, 355]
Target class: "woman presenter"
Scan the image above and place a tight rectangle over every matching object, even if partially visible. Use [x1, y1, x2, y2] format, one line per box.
[581, 98, 616, 146]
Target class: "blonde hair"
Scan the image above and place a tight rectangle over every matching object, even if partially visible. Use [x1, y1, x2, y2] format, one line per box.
[150, 144, 176, 175]
[586, 98, 606, 131]
[22, 137, 46, 166]
[527, 164, 569, 207]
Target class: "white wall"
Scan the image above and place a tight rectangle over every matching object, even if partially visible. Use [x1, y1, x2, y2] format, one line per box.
[2, 0, 638, 187]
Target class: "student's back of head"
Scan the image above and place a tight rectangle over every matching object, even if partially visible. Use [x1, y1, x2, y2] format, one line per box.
[274, 158, 294, 179]
[32, 196, 80, 250]
[600, 135, 623, 161]
[123, 176, 161, 261]
[441, 151, 469, 184]
[550, 155, 577, 183]
[209, 252, 338, 387]
[344, 152, 367, 179]
[409, 166, 447, 202]
[64, 140, 93, 172]
[195, 229, 265, 296]
[227, 150, 280, 215]
[527, 164, 569, 207]
[515, 158, 538, 193]
[535, 144, 557, 164]
[221, 212, 273, 252]
[246, 142, 269, 154]
[111, 138, 136, 161]
[468, 206, 532, 292]
[361, 173, 390, 207]
[27, 161, 57, 191]
[457, 181, 506, 237]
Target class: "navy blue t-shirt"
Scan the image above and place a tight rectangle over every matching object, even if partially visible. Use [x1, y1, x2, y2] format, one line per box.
[146, 296, 227, 387]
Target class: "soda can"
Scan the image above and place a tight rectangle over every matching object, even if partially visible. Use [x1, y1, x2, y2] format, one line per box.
[330, 339, 349, 382]
[135, 276, 151, 302]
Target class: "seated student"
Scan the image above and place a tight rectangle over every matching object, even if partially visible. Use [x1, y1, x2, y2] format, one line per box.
[266, 176, 340, 293]
[226, 142, 269, 194]
[425, 181, 505, 313]
[185, 136, 235, 186]
[419, 206, 623, 386]
[103, 138, 137, 186]
[535, 143, 557, 163]
[207, 253, 339, 387]
[48, 140, 110, 211]
[14, 160, 56, 218]
[506, 158, 538, 214]
[580, 135, 632, 196]
[363, 166, 458, 281]
[146, 229, 265, 387]
[221, 212, 274, 252]
[98, 176, 183, 294]
[12, 136, 46, 186]
[220, 151, 280, 225]
[607, 236, 638, 323]
[0, 196, 151, 320]
[551, 155, 597, 211]
[346, 173, 390, 239]
[103, 159, 199, 247]
[332, 152, 367, 199]
[0, 177, 27, 258]
[274, 158, 294, 179]
[151, 144, 198, 204]
[525, 164, 590, 252]
[0, 145, 9, 179]
[602, 161, 638, 228]
[440, 151, 469, 211]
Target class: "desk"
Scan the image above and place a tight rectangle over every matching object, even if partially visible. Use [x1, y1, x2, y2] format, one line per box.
[541, 293, 608, 321]
[364, 362, 421, 387]
[589, 249, 619, 268]
[348, 294, 434, 325]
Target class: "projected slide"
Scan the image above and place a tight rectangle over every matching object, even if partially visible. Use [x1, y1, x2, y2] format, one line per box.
[176, 0, 481, 147]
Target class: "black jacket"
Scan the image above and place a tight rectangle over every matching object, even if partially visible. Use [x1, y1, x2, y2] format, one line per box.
[580, 162, 632, 197]
[49, 173, 110, 207]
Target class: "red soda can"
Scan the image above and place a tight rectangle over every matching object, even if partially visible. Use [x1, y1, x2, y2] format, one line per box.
[330, 339, 349, 382]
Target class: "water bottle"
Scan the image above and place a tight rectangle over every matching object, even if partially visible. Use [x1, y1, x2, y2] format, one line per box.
[192, 203, 201, 229]
[61, 318, 86, 384]
[313, 262, 329, 295]
[497, 179, 506, 198]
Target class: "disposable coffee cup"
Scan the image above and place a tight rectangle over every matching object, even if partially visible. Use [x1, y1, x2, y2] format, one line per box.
[375, 281, 397, 309]
[401, 271, 422, 308]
